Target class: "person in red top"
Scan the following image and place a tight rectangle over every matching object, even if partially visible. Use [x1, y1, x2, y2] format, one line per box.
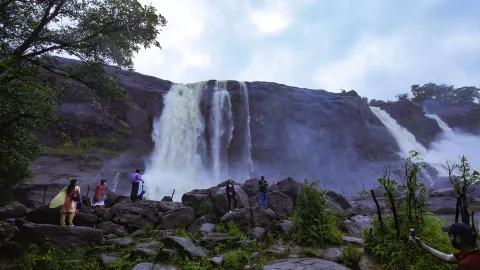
[410, 222, 480, 270]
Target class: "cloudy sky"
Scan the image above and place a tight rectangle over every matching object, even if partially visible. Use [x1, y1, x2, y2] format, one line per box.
[134, 0, 480, 100]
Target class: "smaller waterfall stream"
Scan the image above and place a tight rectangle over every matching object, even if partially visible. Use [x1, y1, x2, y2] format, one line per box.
[239, 82, 254, 178]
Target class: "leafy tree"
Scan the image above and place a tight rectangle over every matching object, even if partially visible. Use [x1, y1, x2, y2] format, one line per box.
[291, 182, 342, 246]
[0, 0, 166, 197]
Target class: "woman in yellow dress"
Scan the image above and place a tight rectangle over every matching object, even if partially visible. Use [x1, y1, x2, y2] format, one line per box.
[60, 179, 81, 226]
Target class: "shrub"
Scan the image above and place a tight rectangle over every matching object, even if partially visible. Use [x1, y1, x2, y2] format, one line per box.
[215, 221, 248, 240]
[224, 249, 249, 270]
[291, 182, 342, 246]
[341, 245, 362, 270]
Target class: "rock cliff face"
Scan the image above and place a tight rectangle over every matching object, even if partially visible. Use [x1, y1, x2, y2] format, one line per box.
[16, 58, 479, 204]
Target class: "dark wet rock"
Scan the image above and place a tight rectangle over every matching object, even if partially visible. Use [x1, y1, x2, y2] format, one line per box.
[162, 236, 208, 257]
[109, 200, 160, 231]
[323, 248, 342, 262]
[26, 207, 97, 227]
[132, 241, 161, 258]
[96, 221, 128, 237]
[159, 206, 195, 229]
[105, 237, 134, 247]
[326, 191, 352, 209]
[0, 202, 27, 220]
[187, 216, 216, 233]
[158, 201, 184, 212]
[263, 258, 351, 270]
[250, 227, 266, 241]
[99, 253, 120, 267]
[242, 178, 260, 198]
[158, 248, 176, 261]
[161, 196, 173, 201]
[0, 220, 19, 243]
[269, 178, 303, 203]
[267, 191, 293, 218]
[200, 232, 238, 249]
[199, 223, 215, 235]
[220, 207, 279, 229]
[209, 184, 250, 214]
[132, 262, 177, 270]
[17, 222, 102, 248]
[182, 189, 212, 216]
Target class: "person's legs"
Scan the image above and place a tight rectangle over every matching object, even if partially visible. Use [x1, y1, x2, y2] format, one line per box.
[259, 192, 266, 208]
[130, 182, 139, 201]
[60, 213, 66, 226]
[227, 194, 232, 211]
[68, 212, 75, 226]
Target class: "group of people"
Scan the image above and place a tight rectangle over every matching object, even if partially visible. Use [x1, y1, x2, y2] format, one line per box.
[224, 176, 268, 213]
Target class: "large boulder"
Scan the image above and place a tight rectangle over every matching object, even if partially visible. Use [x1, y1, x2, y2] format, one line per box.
[158, 206, 195, 229]
[263, 258, 351, 270]
[181, 189, 213, 216]
[326, 191, 352, 210]
[267, 191, 293, 218]
[269, 178, 303, 204]
[95, 221, 128, 237]
[242, 178, 260, 198]
[109, 200, 160, 231]
[161, 236, 208, 257]
[220, 207, 279, 229]
[0, 202, 27, 220]
[343, 215, 372, 238]
[0, 220, 19, 243]
[26, 207, 97, 227]
[17, 222, 103, 248]
[209, 185, 250, 214]
[200, 232, 238, 249]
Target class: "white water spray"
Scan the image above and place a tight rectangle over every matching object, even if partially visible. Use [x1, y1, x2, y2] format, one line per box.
[210, 81, 234, 181]
[111, 172, 119, 193]
[369, 106, 427, 156]
[239, 82, 254, 178]
[144, 83, 209, 200]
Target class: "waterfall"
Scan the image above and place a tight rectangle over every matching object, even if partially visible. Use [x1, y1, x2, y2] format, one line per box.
[210, 81, 234, 181]
[144, 83, 208, 200]
[425, 114, 452, 134]
[111, 172, 119, 193]
[423, 113, 480, 176]
[239, 82, 254, 177]
[369, 106, 427, 156]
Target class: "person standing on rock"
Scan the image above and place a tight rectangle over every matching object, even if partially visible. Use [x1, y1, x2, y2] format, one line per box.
[410, 223, 480, 269]
[92, 179, 108, 208]
[130, 169, 144, 201]
[258, 176, 268, 208]
[226, 179, 239, 213]
[60, 179, 81, 226]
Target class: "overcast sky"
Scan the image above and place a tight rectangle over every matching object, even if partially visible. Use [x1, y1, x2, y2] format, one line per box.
[134, 0, 480, 100]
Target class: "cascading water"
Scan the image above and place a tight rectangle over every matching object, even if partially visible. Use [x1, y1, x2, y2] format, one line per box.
[239, 82, 254, 178]
[210, 81, 234, 181]
[143, 83, 208, 200]
[424, 113, 480, 176]
[369, 106, 427, 156]
[111, 172, 120, 193]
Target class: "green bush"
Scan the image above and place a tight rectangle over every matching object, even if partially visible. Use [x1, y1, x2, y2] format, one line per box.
[224, 249, 249, 270]
[341, 245, 362, 270]
[291, 182, 342, 246]
[215, 221, 248, 240]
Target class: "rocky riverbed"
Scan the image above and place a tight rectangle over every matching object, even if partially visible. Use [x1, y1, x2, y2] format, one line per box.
[1, 177, 476, 270]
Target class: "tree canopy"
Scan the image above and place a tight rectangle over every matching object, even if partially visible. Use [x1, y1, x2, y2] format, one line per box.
[0, 0, 166, 198]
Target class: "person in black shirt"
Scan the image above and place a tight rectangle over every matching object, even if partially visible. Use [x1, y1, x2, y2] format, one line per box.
[258, 176, 268, 208]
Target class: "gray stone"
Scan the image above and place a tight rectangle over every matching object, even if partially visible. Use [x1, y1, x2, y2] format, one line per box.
[326, 191, 352, 209]
[26, 207, 97, 227]
[250, 227, 266, 241]
[159, 206, 195, 229]
[211, 256, 224, 265]
[267, 191, 293, 218]
[132, 241, 161, 258]
[132, 263, 177, 270]
[182, 189, 212, 216]
[0, 220, 19, 243]
[200, 233, 237, 249]
[99, 253, 120, 267]
[342, 236, 364, 245]
[199, 223, 215, 235]
[96, 221, 128, 237]
[323, 248, 342, 262]
[18, 222, 103, 248]
[0, 202, 27, 220]
[263, 258, 351, 270]
[109, 200, 161, 231]
[105, 237, 134, 247]
[343, 215, 372, 238]
[277, 220, 293, 235]
[268, 178, 303, 204]
[162, 236, 208, 257]
[242, 179, 260, 198]
[220, 207, 278, 229]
